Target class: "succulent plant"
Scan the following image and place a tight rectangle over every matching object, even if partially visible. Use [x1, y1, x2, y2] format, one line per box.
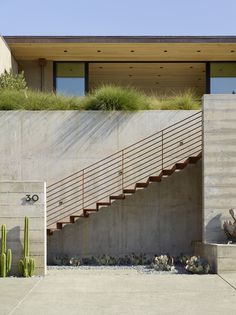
[53, 255, 70, 266]
[53, 255, 63, 266]
[69, 257, 80, 266]
[98, 255, 111, 265]
[18, 217, 35, 277]
[176, 253, 191, 265]
[151, 255, 174, 271]
[0, 224, 12, 277]
[55, 253, 173, 268]
[185, 256, 210, 274]
[53, 253, 152, 267]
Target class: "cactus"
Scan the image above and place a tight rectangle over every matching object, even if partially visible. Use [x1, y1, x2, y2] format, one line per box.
[0, 224, 12, 277]
[18, 217, 35, 277]
[150, 255, 175, 271]
[1, 253, 6, 277]
[185, 256, 210, 274]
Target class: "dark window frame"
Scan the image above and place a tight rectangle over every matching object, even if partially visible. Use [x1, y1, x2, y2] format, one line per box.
[208, 61, 236, 94]
[53, 61, 89, 94]
[53, 61, 212, 95]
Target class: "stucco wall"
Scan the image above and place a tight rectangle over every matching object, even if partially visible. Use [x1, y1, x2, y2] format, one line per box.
[18, 60, 53, 91]
[0, 181, 46, 276]
[48, 161, 202, 261]
[0, 36, 18, 74]
[203, 95, 236, 243]
[0, 110, 199, 185]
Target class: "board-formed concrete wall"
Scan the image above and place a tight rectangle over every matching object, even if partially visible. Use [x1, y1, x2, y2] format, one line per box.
[203, 95, 236, 243]
[0, 182, 46, 276]
[194, 242, 236, 273]
[48, 161, 202, 262]
[0, 110, 199, 185]
[0, 36, 18, 74]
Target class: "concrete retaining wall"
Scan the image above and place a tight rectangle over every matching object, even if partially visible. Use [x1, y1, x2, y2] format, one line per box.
[0, 110, 201, 262]
[0, 182, 46, 276]
[0, 36, 18, 74]
[203, 95, 236, 243]
[48, 161, 202, 262]
[0, 110, 199, 185]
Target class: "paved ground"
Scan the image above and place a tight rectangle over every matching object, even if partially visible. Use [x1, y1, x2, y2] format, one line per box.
[0, 267, 236, 315]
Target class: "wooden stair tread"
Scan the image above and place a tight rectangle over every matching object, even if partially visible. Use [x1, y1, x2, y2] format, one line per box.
[189, 153, 202, 163]
[136, 182, 148, 188]
[48, 149, 202, 235]
[123, 189, 135, 194]
[56, 221, 72, 229]
[162, 168, 175, 176]
[57, 222, 72, 226]
[175, 162, 187, 169]
[70, 215, 85, 223]
[47, 228, 58, 235]
[97, 202, 111, 206]
[149, 176, 161, 182]
[110, 194, 125, 200]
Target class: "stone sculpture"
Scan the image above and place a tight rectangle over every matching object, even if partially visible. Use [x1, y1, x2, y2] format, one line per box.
[223, 208, 236, 242]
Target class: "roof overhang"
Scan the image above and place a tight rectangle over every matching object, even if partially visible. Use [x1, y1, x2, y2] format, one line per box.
[4, 36, 236, 61]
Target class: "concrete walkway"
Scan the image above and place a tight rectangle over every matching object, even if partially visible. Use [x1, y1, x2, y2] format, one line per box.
[0, 268, 236, 315]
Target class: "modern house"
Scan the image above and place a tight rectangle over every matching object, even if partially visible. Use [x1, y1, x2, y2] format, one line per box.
[2, 35, 236, 96]
[0, 36, 236, 275]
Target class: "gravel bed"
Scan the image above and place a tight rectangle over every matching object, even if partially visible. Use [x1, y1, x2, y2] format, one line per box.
[47, 264, 188, 274]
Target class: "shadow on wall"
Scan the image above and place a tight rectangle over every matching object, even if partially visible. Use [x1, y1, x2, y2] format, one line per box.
[47, 162, 202, 262]
[7, 226, 23, 275]
[205, 214, 226, 243]
[53, 111, 135, 155]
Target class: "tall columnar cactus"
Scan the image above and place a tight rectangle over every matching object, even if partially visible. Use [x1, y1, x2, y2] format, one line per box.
[18, 217, 35, 277]
[0, 224, 12, 277]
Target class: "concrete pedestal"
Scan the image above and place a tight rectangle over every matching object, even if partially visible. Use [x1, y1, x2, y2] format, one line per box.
[194, 241, 236, 273]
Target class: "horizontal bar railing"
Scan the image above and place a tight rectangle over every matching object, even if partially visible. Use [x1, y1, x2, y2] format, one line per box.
[47, 111, 202, 228]
[47, 111, 201, 191]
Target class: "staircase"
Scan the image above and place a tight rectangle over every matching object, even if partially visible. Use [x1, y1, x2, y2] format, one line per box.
[47, 111, 202, 235]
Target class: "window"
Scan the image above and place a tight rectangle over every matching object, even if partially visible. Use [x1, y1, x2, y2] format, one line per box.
[55, 62, 85, 96]
[210, 62, 236, 94]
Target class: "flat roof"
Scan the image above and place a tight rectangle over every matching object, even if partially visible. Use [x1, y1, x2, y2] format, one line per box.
[4, 36, 236, 62]
[4, 35, 236, 44]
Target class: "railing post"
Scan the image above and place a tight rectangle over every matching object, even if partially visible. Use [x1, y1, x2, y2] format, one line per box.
[161, 130, 164, 170]
[121, 150, 124, 191]
[82, 170, 84, 210]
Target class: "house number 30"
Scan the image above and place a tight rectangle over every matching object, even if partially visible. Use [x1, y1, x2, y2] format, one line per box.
[25, 194, 39, 202]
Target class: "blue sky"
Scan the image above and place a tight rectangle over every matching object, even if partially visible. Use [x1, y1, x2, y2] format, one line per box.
[0, 0, 236, 36]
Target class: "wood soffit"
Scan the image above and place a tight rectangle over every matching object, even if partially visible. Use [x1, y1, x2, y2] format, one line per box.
[4, 36, 236, 61]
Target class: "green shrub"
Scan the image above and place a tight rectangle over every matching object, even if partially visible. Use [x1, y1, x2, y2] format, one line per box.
[0, 89, 82, 110]
[53, 253, 151, 266]
[146, 95, 162, 110]
[160, 89, 201, 110]
[0, 71, 27, 91]
[81, 85, 149, 111]
[0, 85, 201, 111]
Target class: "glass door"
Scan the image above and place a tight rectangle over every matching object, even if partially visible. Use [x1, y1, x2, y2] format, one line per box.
[54, 62, 86, 96]
[210, 62, 236, 94]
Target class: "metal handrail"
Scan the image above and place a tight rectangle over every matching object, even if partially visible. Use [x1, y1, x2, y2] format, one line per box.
[47, 111, 202, 227]
[47, 111, 200, 191]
